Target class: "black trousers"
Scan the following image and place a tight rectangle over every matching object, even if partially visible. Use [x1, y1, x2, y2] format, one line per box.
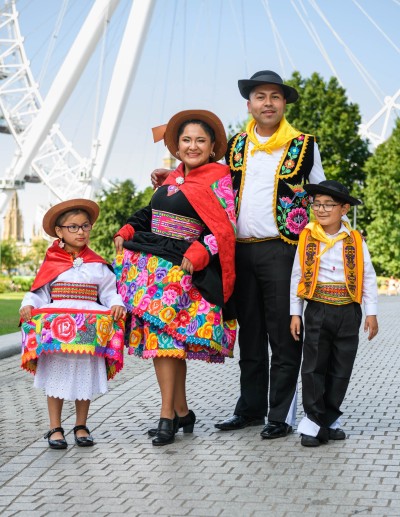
[302, 301, 362, 428]
[233, 240, 302, 422]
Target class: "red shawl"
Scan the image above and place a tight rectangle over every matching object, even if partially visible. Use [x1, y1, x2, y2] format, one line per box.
[31, 240, 109, 292]
[163, 162, 236, 302]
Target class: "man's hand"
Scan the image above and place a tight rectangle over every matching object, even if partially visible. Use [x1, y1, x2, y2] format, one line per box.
[290, 315, 302, 341]
[19, 305, 34, 322]
[364, 315, 378, 341]
[151, 168, 171, 189]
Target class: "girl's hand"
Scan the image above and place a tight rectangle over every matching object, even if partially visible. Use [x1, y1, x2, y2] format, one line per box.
[19, 305, 34, 322]
[110, 305, 126, 321]
[114, 236, 124, 254]
[180, 257, 194, 275]
[290, 315, 302, 341]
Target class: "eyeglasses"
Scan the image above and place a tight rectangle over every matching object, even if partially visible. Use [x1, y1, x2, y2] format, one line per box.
[310, 203, 341, 212]
[57, 223, 92, 233]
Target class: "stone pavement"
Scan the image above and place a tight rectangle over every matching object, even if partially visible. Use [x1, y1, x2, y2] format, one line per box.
[0, 296, 399, 516]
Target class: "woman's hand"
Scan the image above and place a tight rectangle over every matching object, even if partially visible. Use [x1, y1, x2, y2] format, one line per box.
[290, 315, 302, 341]
[151, 168, 170, 189]
[19, 305, 34, 322]
[114, 236, 124, 254]
[110, 305, 126, 321]
[180, 257, 194, 275]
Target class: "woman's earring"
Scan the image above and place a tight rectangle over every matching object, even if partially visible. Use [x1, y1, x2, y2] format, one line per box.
[176, 151, 180, 157]
[210, 151, 215, 158]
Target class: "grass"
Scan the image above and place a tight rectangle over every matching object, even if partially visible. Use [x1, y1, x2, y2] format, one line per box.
[0, 292, 25, 336]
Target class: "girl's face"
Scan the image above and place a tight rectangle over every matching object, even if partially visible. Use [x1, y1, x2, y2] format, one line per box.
[177, 123, 215, 174]
[55, 212, 92, 254]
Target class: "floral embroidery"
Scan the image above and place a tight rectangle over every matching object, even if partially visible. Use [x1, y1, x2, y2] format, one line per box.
[280, 137, 305, 175]
[113, 249, 237, 363]
[210, 174, 237, 234]
[204, 234, 218, 255]
[286, 207, 308, 234]
[232, 132, 246, 168]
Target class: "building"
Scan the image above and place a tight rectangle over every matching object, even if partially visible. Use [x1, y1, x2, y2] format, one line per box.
[2, 191, 24, 242]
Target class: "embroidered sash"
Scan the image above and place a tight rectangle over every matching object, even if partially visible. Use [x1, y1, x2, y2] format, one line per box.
[151, 209, 205, 242]
[297, 229, 364, 304]
[51, 282, 98, 302]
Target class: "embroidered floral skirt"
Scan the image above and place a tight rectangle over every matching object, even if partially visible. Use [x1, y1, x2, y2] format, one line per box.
[21, 309, 125, 380]
[114, 250, 236, 363]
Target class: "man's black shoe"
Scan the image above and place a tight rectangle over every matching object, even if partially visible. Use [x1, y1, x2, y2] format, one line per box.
[260, 421, 293, 439]
[215, 415, 264, 431]
[328, 428, 346, 440]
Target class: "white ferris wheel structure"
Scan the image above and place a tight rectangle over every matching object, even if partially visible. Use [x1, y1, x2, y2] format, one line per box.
[0, 0, 399, 219]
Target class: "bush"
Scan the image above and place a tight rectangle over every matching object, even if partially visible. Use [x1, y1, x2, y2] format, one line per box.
[0, 277, 13, 293]
[12, 276, 34, 292]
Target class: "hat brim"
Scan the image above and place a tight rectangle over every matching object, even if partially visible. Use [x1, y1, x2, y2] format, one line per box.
[238, 79, 298, 103]
[164, 109, 227, 161]
[304, 184, 362, 206]
[43, 198, 100, 237]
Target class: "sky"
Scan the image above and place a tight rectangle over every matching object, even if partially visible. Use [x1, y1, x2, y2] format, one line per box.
[0, 0, 399, 241]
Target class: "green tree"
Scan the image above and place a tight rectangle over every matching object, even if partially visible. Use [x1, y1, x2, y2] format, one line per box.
[0, 239, 22, 275]
[90, 180, 153, 261]
[25, 238, 49, 274]
[285, 72, 371, 188]
[361, 118, 400, 276]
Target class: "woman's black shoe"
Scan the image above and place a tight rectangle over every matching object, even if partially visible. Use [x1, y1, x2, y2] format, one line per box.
[73, 425, 94, 447]
[44, 427, 68, 449]
[152, 414, 179, 446]
[148, 410, 196, 437]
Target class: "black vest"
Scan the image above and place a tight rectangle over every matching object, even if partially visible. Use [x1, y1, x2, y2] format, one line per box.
[226, 132, 315, 245]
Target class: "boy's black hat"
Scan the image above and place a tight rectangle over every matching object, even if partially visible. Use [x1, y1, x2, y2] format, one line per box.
[304, 180, 362, 206]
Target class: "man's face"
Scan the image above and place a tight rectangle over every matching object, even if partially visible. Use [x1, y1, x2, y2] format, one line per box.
[247, 84, 286, 135]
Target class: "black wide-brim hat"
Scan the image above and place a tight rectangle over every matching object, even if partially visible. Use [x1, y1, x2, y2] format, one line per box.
[238, 70, 299, 103]
[43, 198, 100, 237]
[304, 180, 362, 206]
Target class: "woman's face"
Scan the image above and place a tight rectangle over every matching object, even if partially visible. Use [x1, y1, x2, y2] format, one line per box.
[177, 123, 215, 174]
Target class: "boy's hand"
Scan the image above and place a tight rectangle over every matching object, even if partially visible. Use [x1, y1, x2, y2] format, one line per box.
[290, 315, 302, 341]
[110, 305, 126, 321]
[364, 315, 378, 341]
[19, 305, 34, 322]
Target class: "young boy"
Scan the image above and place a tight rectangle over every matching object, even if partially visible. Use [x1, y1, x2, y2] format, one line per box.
[290, 180, 378, 447]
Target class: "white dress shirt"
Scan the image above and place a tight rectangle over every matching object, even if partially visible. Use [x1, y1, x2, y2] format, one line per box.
[290, 222, 378, 316]
[236, 133, 326, 239]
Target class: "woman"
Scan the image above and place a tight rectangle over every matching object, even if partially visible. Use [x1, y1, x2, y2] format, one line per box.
[113, 109, 237, 446]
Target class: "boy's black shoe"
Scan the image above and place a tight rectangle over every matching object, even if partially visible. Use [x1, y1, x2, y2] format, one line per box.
[301, 434, 320, 447]
[328, 428, 346, 440]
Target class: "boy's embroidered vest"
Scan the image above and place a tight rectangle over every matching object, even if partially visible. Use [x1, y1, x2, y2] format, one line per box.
[296, 228, 364, 304]
[226, 132, 315, 245]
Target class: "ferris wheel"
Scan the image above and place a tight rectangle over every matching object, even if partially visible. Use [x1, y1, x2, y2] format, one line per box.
[0, 0, 399, 219]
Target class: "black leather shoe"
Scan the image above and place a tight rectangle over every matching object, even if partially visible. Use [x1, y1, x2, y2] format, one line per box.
[260, 421, 293, 439]
[73, 425, 94, 447]
[148, 410, 196, 437]
[152, 415, 179, 446]
[215, 414, 264, 431]
[44, 427, 68, 449]
[328, 428, 346, 440]
[301, 434, 321, 447]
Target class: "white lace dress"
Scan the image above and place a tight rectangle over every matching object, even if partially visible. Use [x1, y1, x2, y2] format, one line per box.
[21, 263, 124, 401]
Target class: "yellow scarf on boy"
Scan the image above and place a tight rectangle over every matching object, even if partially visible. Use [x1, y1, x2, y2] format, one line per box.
[246, 116, 302, 155]
[306, 220, 352, 258]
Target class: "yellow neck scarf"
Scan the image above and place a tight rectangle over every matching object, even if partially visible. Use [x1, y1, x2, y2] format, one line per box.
[306, 220, 352, 257]
[246, 116, 302, 155]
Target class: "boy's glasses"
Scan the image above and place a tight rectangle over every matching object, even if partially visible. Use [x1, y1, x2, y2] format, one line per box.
[57, 223, 92, 233]
[310, 203, 340, 212]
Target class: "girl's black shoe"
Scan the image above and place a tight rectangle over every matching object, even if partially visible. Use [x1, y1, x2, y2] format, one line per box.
[44, 427, 68, 449]
[152, 414, 179, 446]
[73, 425, 94, 447]
[148, 410, 196, 437]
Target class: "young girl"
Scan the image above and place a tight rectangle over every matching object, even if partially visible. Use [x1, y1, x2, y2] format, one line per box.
[20, 199, 126, 449]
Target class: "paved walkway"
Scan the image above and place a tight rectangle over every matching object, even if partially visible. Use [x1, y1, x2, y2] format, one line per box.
[0, 296, 399, 516]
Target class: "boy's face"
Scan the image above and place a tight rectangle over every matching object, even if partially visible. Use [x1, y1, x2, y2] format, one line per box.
[311, 194, 350, 231]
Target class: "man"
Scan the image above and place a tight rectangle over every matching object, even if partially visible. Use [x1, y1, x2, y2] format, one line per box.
[214, 70, 325, 438]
